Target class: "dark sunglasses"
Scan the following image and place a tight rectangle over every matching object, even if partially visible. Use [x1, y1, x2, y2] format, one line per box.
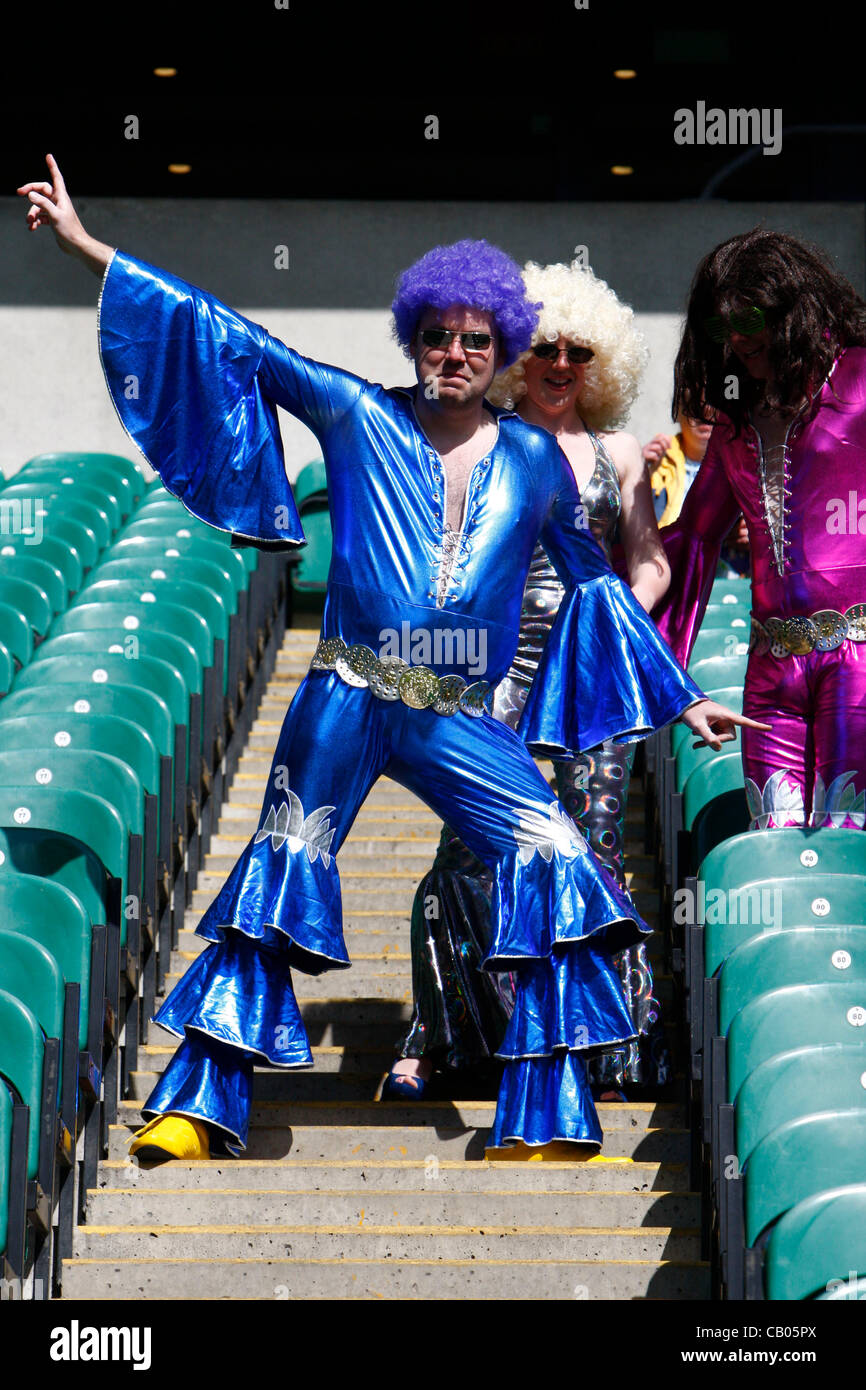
[532, 343, 594, 365]
[420, 328, 493, 352]
[703, 305, 766, 344]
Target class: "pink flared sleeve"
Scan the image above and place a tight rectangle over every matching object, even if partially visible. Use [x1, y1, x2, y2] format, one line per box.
[650, 429, 742, 666]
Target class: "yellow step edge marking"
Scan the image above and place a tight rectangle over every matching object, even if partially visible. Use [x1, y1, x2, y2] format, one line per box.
[108, 1117, 681, 1128]
[103, 1156, 671, 1171]
[93, 1185, 686, 1197]
[82, 1224, 698, 1236]
[117, 1098, 675, 1111]
[64, 1257, 709, 1267]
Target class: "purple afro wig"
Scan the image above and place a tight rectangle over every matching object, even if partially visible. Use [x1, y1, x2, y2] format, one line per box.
[391, 238, 540, 368]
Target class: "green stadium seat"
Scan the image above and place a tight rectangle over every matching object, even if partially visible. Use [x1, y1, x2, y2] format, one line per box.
[0, 644, 13, 698]
[22, 451, 145, 496]
[0, 990, 44, 1178]
[86, 555, 237, 619]
[676, 736, 741, 797]
[0, 987, 53, 1283]
[20, 454, 145, 517]
[700, 827, 866, 892]
[30, 626, 205, 893]
[17, 464, 131, 527]
[31, 630, 202, 742]
[109, 532, 248, 594]
[728, 979, 866, 1105]
[0, 708, 169, 1004]
[689, 629, 750, 667]
[0, 784, 131, 1136]
[0, 931, 72, 1283]
[766, 1184, 866, 1300]
[44, 515, 101, 572]
[77, 577, 228, 682]
[0, 575, 53, 641]
[0, 533, 84, 598]
[292, 509, 331, 592]
[71, 579, 231, 833]
[12, 651, 190, 783]
[50, 598, 213, 670]
[0, 601, 34, 668]
[745, 1110, 866, 1245]
[0, 1082, 12, 1263]
[291, 460, 330, 592]
[720, 926, 866, 1038]
[688, 653, 748, 688]
[100, 540, 249, 722]
[735, 1043, 866, 1171]
[0, 555, 66, 618]
[715, 934, 866, 1267]
[706, 873, 866, 977]
[696, 609, 751, 633]
[0, 873, 98, 1057]
[293, 459, 326, 506]
[0, 483, 119, 542]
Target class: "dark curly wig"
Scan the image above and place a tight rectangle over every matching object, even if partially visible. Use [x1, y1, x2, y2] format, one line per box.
[673, 228, 866, 433]
[391, 238, 540, 368]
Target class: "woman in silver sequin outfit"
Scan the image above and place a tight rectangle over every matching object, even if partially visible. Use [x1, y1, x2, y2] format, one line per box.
[389, 259, 672, 1101]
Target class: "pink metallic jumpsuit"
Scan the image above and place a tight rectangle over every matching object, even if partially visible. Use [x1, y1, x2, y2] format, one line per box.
[653, 347, 866, 830]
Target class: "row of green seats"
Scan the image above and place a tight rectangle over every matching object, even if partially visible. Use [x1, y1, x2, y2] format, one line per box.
[0, 454, 147, 1297]
[685, 827, 866, 1300]
[652, 582, 750, 896]
[0, 455, 291, 1297]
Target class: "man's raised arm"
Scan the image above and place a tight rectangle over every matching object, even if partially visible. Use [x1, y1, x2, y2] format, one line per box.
[18, 154, 114, 276]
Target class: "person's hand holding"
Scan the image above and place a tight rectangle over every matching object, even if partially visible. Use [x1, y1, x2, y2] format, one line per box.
[642, 434, 672, 467]
[680, 700, 771, 752]
[17, 154, 114, 274]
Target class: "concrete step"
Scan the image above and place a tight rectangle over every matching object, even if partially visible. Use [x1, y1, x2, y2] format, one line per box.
[161, 951, 676, 1008]
[170, 926, 668, 971]
[201, 839, 441, 863]
[85, 1185, 699, 1228]
[60, 1255, 710, 1300]
[93, 1155, 690, 1194]
[71, 1223, 701, 1262]
[172, 928, 667, 970]
[219, 803, 440, 827]
[118, 1097, 687, 1131]
[108, 1120, 689, 1162]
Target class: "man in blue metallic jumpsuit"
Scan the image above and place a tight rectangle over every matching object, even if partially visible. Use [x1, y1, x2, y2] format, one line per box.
[20, 155, 759, 1157]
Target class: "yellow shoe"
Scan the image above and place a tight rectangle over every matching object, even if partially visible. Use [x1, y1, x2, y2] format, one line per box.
[128, 1114, 211, 1162]
[486, 1139, 597, 1162]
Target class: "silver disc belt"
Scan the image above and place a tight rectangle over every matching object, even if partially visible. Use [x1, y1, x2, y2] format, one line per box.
[310, 636, 494, 716]
[750, 604, 866, 657]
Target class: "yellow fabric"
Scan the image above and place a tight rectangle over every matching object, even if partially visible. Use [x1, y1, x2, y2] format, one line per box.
[649, 433, 689, 527]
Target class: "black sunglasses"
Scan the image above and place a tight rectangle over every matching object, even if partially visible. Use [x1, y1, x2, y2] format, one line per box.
[703, 305, 766, 344]
[420, 328, 493, 352]
[532, 343, 594, 365]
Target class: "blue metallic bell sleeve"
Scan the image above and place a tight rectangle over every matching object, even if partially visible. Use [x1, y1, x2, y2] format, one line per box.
[518, 445, 705, 757]
[97, 249, 356, 543]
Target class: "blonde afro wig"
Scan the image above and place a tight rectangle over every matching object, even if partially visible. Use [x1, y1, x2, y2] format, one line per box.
[489, 259, 649, 432]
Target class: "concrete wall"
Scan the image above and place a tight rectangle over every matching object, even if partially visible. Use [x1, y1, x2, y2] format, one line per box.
[2, 197, 862, 480]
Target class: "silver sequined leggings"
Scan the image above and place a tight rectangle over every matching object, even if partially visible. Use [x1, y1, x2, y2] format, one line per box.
[554, 743, 669, 1088]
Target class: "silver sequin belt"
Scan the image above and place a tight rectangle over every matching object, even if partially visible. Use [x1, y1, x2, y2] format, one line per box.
[310, 636, 494, 716]
[750, 604, 866, 657]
